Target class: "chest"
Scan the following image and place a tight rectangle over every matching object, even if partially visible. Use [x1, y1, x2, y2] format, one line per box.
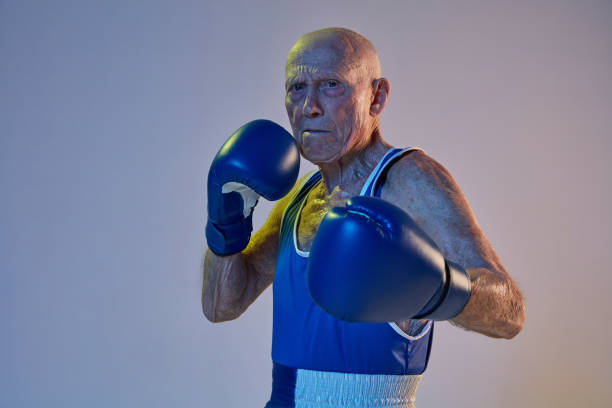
[295, 183, 354, 253]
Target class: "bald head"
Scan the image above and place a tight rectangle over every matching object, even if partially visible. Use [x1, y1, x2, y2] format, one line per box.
[286, 27, 381, 86]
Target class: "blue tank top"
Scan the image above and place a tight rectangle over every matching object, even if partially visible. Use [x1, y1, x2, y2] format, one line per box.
[271, 147, 434, 375]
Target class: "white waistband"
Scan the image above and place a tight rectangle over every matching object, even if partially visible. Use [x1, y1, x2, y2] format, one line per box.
[294, 368, 422, 408]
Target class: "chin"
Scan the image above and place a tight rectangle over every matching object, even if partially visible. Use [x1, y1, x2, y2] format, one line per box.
[301, 149, 342, 165]
[298, 133, 343, 161]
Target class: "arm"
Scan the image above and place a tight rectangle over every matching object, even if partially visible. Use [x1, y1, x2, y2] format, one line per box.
[383, 150, 525, 339]
[202, 175, 306, 323]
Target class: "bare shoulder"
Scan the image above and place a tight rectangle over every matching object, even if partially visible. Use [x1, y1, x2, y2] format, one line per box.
[382, 149, 463, 215]
[381, 149, 504, 272]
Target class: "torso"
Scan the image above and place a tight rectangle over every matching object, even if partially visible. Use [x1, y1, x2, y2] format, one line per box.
[295, 157, 409, 253]
[294, 153, 430, 336]
[296, 181, 352, 253]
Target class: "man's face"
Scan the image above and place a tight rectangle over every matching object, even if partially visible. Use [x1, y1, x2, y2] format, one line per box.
[284, 41, 374, 164]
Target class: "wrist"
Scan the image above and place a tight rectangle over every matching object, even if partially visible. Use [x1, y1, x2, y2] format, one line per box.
[205, 213, 253, 256]
[414, 260, 472, 321]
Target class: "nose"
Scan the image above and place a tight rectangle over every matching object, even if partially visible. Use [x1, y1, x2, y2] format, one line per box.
[303, 90, 322, 118]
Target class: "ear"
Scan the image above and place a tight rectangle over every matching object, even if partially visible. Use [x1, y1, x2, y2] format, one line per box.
[369, 78, 390, 116]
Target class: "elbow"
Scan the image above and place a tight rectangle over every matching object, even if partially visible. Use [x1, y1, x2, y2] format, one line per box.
[201, 292, 217, 322]
[495, 274, 526, 339]
[202, 303, 223, 323]
[501, 318, 523, 339]
[475, 312, 524, 340]
[501, 298, 526, 339]
[508, 310, 526, 339]
[207, 313, 241, 323]
[202, 308, 227, 323]
[202, 307, 221, 323]
[201, 301, 241, 323]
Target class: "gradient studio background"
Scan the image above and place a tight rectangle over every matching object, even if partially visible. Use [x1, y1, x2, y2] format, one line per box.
[1, 1, 611, 407]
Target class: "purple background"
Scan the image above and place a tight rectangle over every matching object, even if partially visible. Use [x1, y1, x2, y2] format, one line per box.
[1, 1, 611, 407]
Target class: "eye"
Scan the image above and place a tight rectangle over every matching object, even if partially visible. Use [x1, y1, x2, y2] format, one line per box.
[327, 80, 338, 88]
[290, 83, 304, 92]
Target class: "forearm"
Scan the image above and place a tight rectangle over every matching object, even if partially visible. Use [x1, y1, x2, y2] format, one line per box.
[201, 249, 250, 322]
[450, 267, 525, 339]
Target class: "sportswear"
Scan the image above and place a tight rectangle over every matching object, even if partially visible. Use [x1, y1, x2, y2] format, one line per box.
[266, 148, 433, 408]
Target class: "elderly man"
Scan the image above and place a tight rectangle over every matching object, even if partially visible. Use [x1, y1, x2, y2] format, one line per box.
[202, 27, 525, 407]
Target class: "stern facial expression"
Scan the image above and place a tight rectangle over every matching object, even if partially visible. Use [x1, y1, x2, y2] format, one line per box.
[285, 40, 376, 164]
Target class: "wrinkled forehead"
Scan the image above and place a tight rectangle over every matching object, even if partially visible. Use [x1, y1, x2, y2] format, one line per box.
[285, 37, 365, 84]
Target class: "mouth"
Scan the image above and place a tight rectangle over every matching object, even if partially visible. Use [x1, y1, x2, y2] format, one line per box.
[302, 129, 330, 135]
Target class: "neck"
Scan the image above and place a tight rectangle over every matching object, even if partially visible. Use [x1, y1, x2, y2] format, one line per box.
[318, 132, 392, 196]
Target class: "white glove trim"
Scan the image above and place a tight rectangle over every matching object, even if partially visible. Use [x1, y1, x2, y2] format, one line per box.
[222, 182, 260, 218]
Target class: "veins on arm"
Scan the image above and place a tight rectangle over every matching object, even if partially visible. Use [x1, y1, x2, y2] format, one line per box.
[201, 251, 250, 322]
[201, 216, 281, 322]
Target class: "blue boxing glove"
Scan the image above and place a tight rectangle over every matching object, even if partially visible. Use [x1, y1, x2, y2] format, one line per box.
[306, 196, 471, 322]
[206, 120, 300, 255]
